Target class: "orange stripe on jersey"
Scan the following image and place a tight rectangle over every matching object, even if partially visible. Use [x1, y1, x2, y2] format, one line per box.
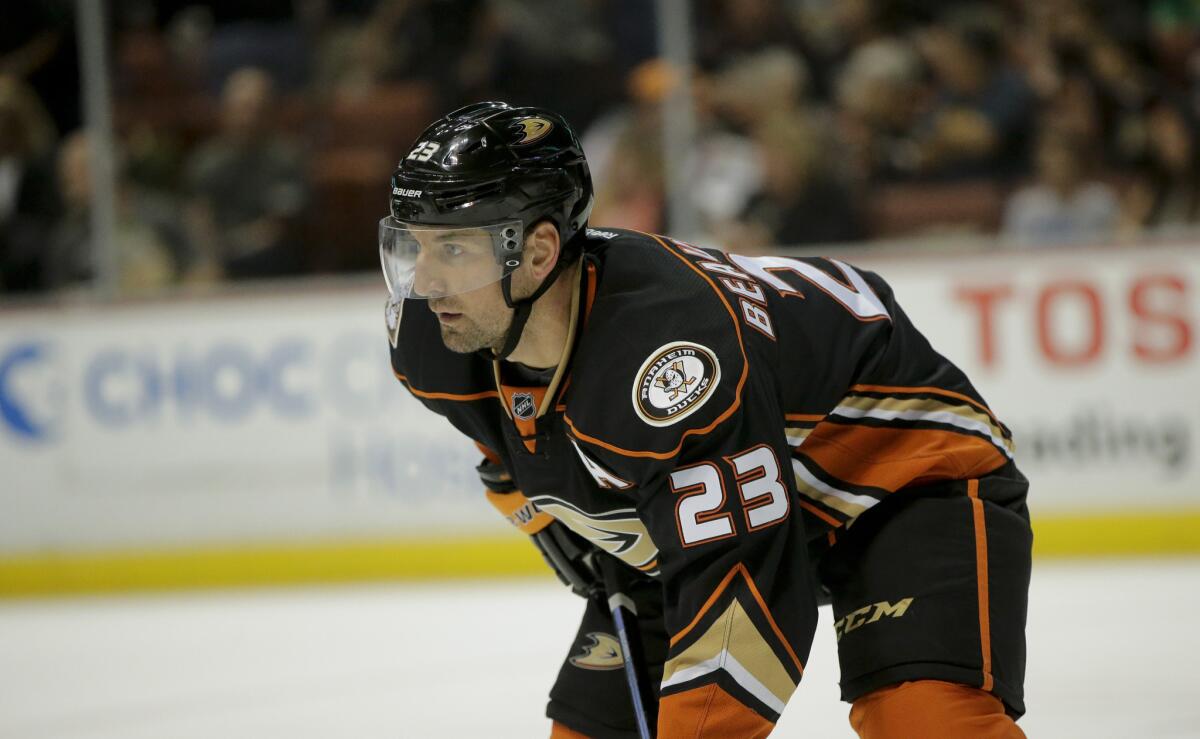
[785, 413, 825, 423]
[554, 376, 573, 412]
[393, 371, 500, 402]
[485, 489, 554, 535]
[583, 261, 598, 327]
[848, 383, 1003, 428]
[549, 721, 591, 739]
[967, 479, 995, 693]
[801, 423, 1007, 492]
[474, 442, 501, 465]
[671, 565, 742, 648]
[797, 498, 843, 528]
[658, 683, 774, 739]
[669, 563, 804, 674]
[848, 681, 1019, 738]
[739, 564, 805, 674]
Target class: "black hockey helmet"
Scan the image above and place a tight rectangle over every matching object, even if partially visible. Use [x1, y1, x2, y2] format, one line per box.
[380, 101, 593, 303]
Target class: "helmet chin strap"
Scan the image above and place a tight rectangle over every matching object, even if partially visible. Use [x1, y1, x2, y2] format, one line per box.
[483, 252, 575, 361]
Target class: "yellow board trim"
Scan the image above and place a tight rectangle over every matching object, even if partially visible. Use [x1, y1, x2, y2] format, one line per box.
[2, 511, 1198, 598]
[1031, 510, 1200, 558]
[0, 534, 547, 598]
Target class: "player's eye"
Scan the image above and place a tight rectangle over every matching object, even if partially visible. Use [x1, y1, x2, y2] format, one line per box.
[441, 243, 466, 258]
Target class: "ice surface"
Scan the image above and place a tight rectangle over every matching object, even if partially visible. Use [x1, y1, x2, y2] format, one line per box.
[1, 559, 1198, 738]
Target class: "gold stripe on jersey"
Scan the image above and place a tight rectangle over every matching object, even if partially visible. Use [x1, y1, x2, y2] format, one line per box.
[526, 495, 660, 575]
[791, 456, 878, 519]
[833, 394, 1014, 457]
[392, 372, 500, 402]
[784, 413, 822, 448]
[661, 598, 797, 716]
[785, 426, 815, 448]
[848, 383, 1004, 426]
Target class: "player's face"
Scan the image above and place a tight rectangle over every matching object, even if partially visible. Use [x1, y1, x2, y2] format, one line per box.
[412, 228, 515, 354]
[427, 280, 514, 354]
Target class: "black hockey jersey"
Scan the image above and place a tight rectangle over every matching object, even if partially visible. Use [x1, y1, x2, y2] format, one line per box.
[389, 228, 1022, 736]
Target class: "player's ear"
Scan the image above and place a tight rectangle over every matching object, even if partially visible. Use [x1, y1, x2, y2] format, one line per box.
[524, 220, 562, 281]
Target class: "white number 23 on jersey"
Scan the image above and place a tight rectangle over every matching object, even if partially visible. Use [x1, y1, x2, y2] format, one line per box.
[669, 445, 790, 547]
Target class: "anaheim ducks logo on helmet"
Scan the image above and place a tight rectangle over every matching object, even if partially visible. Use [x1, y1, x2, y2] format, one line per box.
[513, 116, 554, 145]
[569, 632, 625, 671]
[633, 341, 721, 427]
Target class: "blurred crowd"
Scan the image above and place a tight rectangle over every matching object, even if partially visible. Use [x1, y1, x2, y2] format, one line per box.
[3, 0, 1200, 297]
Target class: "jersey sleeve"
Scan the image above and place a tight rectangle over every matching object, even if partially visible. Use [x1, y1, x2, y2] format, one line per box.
[735, 254, 1016, 529]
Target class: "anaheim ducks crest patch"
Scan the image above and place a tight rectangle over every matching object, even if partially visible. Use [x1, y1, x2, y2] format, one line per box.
[569, 632, 624, 671]
[632, 341, 720, 427]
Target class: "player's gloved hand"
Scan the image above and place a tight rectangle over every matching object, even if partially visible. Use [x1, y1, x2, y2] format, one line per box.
[478, 456, 604, 600]
[531, 521, 604, 600]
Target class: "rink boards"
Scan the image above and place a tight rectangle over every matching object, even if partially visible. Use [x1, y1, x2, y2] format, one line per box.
[1, 242, 1197, 594]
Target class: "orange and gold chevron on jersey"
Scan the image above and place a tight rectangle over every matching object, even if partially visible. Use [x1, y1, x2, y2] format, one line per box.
[660, 563, 804, 729]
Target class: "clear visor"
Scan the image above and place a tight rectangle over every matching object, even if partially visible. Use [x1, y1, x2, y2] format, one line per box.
[379, 216, 523, 299]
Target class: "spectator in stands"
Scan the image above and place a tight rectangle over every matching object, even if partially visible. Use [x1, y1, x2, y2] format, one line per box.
[44, 130, 176, 294]
[586, 53, 774, 241]
[0, 3, 81, 135]
[911, 7, 1036, 180]
[695, 0, 829, 99]
[1122, 97, 1200, 230]
[710, 46, 810, 131]
[718, 111, 864, 251]
[184, 67, 307, 280]
[1147, 0, 1200, 92]
[585, 61, 670, 234]
[834, 37, 927, 184]
[684, 48, 812, 233]
[1002, 126, 1118, 245]
[0, 75, 57, 293]
[457, 0, 619, 134]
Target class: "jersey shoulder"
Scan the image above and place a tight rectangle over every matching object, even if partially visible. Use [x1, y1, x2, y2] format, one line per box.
[565, 231, 751, 461]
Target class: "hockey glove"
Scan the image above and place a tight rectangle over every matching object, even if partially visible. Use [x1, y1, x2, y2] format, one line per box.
[478, 456, 604, 600]
[531, 521, 604, 600]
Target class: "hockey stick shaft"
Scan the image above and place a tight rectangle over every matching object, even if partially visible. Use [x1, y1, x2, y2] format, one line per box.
[609, 596, 652, 739]
[601, 560, 653, 739]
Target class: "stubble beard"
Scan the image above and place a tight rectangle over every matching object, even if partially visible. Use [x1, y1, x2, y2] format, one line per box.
[435, 308, 512, 355]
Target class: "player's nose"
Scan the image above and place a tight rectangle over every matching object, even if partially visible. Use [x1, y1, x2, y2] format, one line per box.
[411, 250, 446, 298]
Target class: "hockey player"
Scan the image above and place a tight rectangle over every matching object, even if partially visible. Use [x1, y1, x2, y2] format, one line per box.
[382, 101, 1031, 738]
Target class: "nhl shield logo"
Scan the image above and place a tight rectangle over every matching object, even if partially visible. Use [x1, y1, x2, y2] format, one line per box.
[512, 392, 536, 420]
